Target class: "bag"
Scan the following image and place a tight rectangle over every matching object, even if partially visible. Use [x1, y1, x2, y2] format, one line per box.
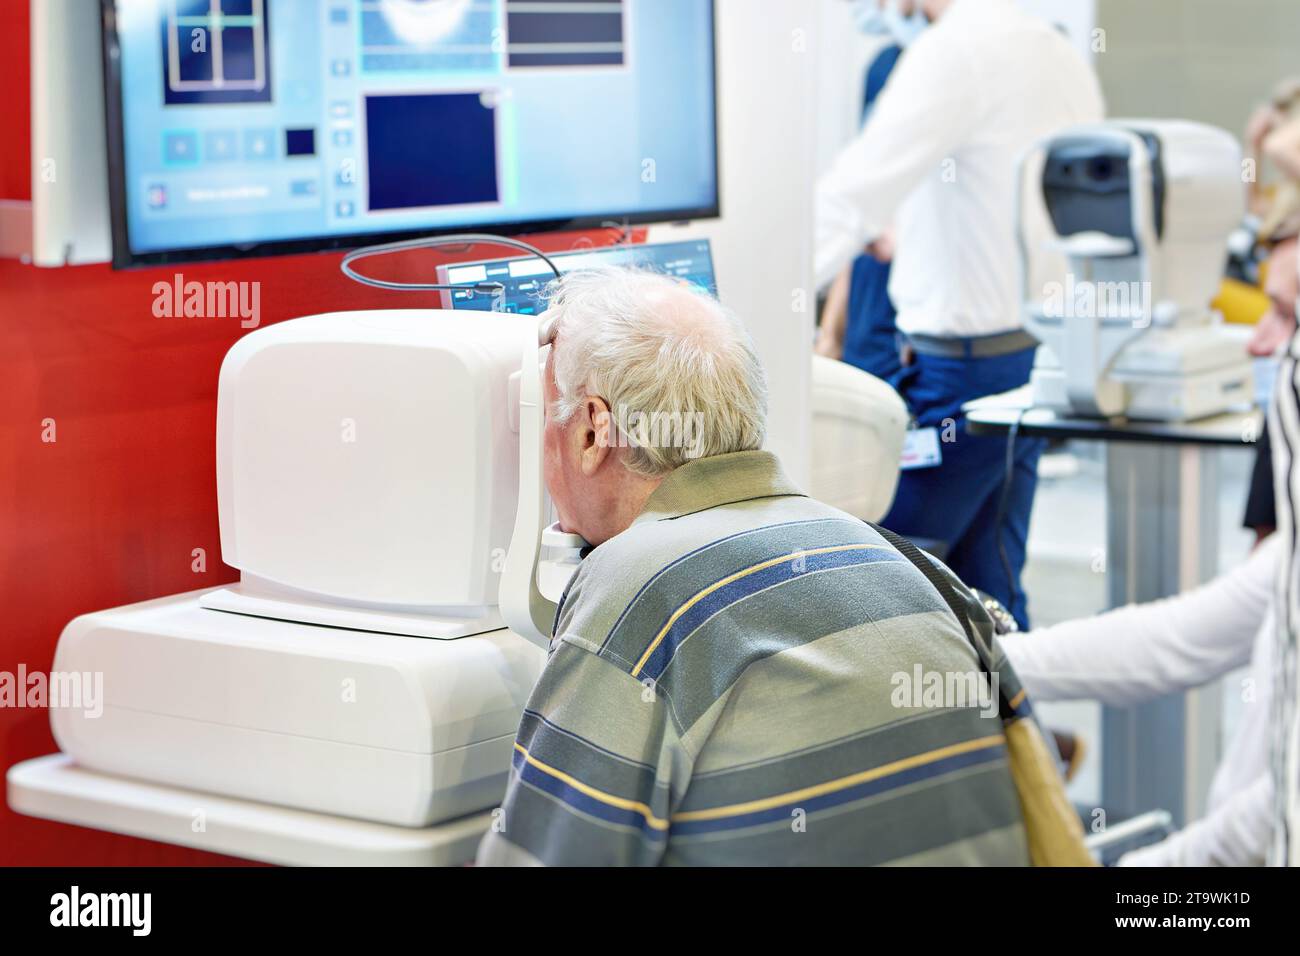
[870, 523, 1097, 867]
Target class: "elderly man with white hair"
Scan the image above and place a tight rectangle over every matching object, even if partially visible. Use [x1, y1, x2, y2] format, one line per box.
[477, 267, 1034, 866]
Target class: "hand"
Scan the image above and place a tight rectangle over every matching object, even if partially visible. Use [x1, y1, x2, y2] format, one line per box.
[866, 227, 895, 263]
[1049, 729, 1086, 783]
[815, 263, 852, 362]
[1263, 117, 1300, 180]
[1251, 527, 1275, 549]
[1247, 104, 1281, 154]
[814, 331, 842, 360]
[1246, 307, 1296, 357]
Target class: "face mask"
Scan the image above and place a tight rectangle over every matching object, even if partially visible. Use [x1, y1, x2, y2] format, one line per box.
[880, 0, 928, 46]
[850, 0, 891, 36]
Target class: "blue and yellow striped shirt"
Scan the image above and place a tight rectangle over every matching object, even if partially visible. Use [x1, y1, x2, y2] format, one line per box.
[477, 451, 1029, 866]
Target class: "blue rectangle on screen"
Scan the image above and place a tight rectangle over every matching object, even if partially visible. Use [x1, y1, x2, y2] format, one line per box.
[364, 93, 499, 211]
[285, 128, 316, 156]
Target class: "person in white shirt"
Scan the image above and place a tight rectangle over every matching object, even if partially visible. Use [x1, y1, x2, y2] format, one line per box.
[1001, 540, 1277, 866]
[815, 0, 1103, 628]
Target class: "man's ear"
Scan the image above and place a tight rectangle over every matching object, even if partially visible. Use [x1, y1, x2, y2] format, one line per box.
[579, 395, 614, 477]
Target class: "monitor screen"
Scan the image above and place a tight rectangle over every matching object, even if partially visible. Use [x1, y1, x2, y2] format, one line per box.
[101, 0, 719, 267]
[438, 238, 717, 314]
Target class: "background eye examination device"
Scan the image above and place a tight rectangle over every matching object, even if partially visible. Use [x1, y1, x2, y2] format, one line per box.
[1019, 119, 1252, 421]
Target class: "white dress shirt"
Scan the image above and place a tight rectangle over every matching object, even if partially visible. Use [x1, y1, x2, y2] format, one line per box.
[814, 0, 1104, 338]
[1000, 537, 1280, 866]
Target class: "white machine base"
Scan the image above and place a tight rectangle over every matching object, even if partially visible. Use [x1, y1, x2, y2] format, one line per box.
[7, 754, 489, 866]
[50, 588, 545, 828]
[1030, 360, 1253, 422]
[1029, 322, 1255, 422]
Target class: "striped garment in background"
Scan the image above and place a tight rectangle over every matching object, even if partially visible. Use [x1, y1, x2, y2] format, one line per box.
[1268, 341, 1300, 865]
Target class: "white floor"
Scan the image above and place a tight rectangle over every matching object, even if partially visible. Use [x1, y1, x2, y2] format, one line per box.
[1023, 442, 1257, 808]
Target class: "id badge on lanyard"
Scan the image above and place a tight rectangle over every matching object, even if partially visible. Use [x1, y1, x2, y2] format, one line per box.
[900, 426, 942, 470]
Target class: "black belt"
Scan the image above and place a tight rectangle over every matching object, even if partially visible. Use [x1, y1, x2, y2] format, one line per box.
[905, 329, 1039, 359]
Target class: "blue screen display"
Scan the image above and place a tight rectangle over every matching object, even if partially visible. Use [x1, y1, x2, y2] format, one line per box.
[108, 0, 718, 262]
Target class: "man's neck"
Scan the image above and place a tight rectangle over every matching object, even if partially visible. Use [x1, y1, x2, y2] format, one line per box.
[587, 474, 664, 546]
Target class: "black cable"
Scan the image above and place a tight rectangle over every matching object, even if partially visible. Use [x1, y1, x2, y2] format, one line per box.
[993, 409, 1024, 618]
[339, 233, 563, 301]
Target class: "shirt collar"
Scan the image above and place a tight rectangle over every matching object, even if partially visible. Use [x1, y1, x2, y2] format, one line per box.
[634, 450, 806, 523]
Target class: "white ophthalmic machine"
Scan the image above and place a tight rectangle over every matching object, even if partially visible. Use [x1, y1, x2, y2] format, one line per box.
[1018, 119, 1253, 421]
[6, 238, 906, 866]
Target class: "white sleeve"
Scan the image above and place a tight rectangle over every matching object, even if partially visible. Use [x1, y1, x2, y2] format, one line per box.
[1116, 774, 1272, 867]
[813, 33, 979, 288]
[1000, 538, 1278, 707]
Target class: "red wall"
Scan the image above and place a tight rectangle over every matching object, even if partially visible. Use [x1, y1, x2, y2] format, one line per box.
[0, 2, 31, 204]
[0, 0, 633, 864]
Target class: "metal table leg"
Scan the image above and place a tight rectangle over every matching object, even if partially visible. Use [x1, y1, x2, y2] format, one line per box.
[1101, 441, 1223, 826]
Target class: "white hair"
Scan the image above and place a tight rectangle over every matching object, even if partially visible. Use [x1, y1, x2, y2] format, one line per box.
[545, 266, 768, 478]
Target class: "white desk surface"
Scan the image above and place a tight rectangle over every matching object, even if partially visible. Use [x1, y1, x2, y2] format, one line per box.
[7, 754, 490, 867]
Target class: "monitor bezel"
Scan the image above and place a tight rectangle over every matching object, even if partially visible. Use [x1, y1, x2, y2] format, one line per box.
[100, 0, 721, 269]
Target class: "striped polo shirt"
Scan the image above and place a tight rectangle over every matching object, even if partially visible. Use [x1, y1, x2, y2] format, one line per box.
[477, 450, 1030, 866]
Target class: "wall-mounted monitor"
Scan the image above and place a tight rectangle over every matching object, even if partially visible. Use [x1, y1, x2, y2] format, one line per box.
[101, 0, 719, 267]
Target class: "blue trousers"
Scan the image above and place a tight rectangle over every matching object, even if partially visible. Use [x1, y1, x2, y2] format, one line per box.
[881, 345, 1043, 629]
